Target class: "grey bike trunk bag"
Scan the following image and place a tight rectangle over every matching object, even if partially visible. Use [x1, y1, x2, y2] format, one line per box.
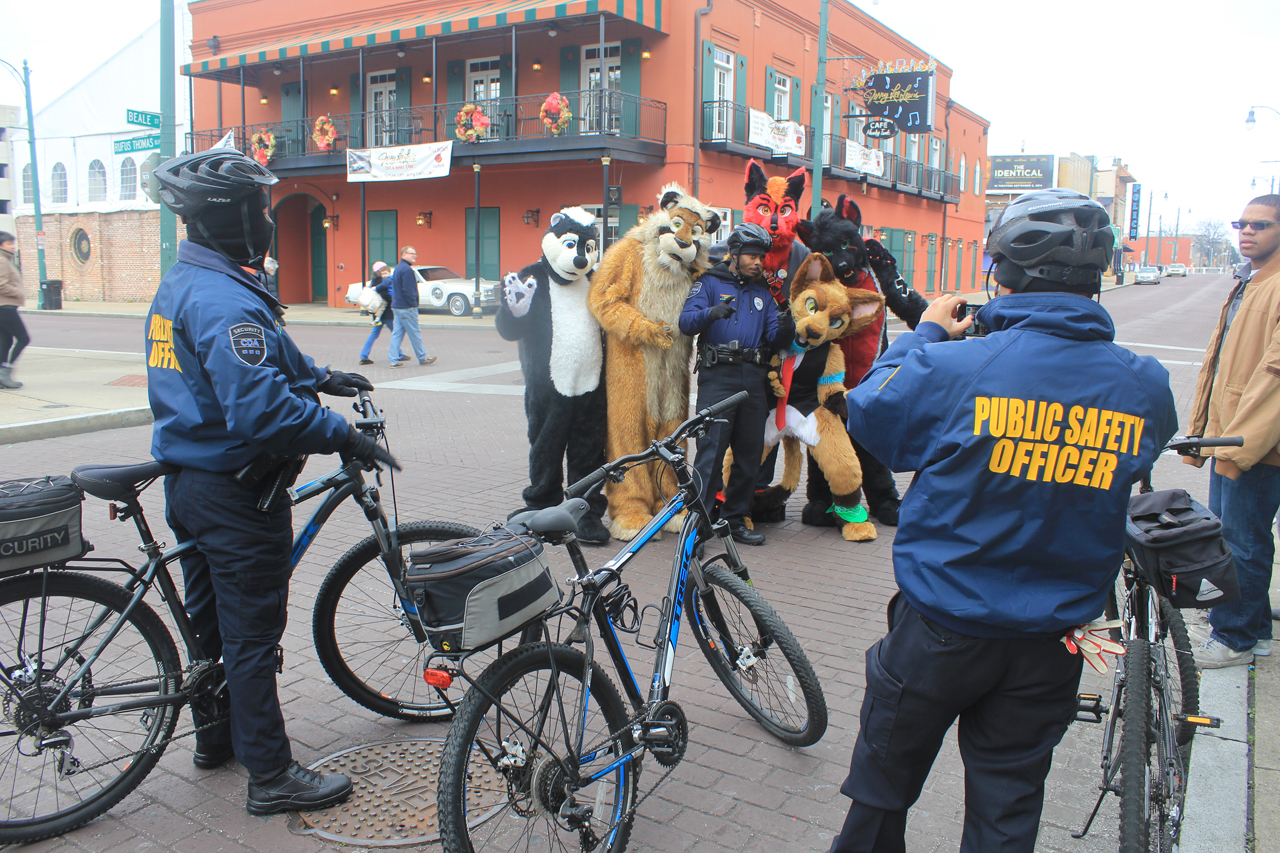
[0, 476, 88, 576]
[1125, 489, 1239, 609]
[406, 526, 559, 653]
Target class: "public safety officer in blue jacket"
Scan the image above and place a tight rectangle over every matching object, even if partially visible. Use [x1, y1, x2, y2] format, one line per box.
[148, 149, 397, 816]
[828, 189, 1178, 853]
[681, 222, 794, 546]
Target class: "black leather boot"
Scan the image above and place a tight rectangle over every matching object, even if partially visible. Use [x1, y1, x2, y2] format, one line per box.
[246, 760, 353, 815]
[729, 523, 766, 546]
[192, 739, 235, 770]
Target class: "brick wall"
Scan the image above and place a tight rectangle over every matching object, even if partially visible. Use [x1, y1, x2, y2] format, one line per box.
[14, 211, 161, 302]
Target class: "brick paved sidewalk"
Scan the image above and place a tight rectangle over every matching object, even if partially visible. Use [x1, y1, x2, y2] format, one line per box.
[1, 274, 1237, 853]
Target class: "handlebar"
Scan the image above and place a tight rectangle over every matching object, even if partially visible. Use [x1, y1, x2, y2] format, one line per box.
[354, 390, 386, 432]
[1164, 435, 1244, 457]
[564, 391, 750, 499]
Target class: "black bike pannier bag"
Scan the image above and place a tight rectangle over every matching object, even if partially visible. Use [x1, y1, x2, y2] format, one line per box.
[0, 476, 88, 577]
[1125, 489, 1239, 609]
[406, 526, 559, 653]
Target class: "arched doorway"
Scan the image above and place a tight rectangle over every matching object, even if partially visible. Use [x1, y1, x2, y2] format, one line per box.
[271, 193, 329, 304]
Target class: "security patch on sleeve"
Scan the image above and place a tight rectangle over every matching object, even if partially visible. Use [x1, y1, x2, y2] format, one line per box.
[688, 283, 701, 297]
[229, 323, 268, 366]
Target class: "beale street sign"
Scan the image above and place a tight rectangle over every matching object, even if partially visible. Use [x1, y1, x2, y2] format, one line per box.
[126, 109, 161, 129]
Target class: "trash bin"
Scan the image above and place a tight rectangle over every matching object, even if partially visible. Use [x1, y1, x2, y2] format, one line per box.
[39, 280, 63, 310]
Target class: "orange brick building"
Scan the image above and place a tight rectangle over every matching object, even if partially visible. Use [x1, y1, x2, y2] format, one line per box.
[183, 0, 989, 307]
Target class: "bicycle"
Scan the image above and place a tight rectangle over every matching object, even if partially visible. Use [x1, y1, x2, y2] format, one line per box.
[0, 390, 480, 843]
[429, 390, 829, 853]
[1073, 434, 1241, 852]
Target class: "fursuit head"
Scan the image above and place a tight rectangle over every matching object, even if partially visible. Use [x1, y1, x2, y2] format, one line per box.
[649, 181, 722, 276]
[789, 252, 884, 352]
[743, 158, 807, 277]
[796, 193, 872, 285]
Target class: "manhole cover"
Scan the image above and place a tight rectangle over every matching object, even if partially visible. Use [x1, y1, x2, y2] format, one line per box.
[288, 737, 505, 847]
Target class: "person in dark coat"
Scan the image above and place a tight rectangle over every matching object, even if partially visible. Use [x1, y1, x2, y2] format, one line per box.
[358, 261, 394, 364]
[387, 246, 436, 367]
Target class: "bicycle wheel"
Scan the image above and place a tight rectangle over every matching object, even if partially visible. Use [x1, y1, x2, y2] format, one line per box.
[1117, 633, 1153, 851]
[438, 642, 637, 853]
[313, 520, 481, 721]
[0, 572, 181, 844]
[685, 558, 828, 747]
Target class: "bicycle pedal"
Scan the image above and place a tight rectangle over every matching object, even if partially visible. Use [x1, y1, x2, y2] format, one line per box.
[1174, 713, 1221, 729]
[1075, 692, 1107, 723]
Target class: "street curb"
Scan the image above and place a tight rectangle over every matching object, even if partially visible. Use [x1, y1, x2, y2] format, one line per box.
[18, 307, 497, 331]
[1182, 665, 1251, 852]
[0, 407, 154, 445]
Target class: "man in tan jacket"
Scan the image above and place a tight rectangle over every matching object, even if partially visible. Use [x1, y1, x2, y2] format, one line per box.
[1184, 195, 1280, 667]
[0, 231, 29, 389]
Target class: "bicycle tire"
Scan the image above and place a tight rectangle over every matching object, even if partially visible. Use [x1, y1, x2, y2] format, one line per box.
[1107, 584, 1199, 747]
[685, 558, 828, 747]
[313, 520, 481, 721]
[1118, 629, 1153, 851]
[438, 642, 637, 853]
[0, 572, 181, 844]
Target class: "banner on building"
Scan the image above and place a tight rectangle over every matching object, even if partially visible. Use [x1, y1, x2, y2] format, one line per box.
[747, 109, 806, 157]
[856, 71, 935, 133]
[346, 141, 453, 183]
[844, 140, 885, 177]
[986, 155, 1055, 193]
[1128, 184, 1142, 241]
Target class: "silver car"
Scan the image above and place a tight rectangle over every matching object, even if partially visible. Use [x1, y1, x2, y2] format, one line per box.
[1134, 266, 1161, 285]
[414, 266, 499, 316]
[1165, 263, 1187, 277]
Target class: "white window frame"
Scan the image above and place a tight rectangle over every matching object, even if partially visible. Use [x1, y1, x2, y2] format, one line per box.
[22, 164, 33, 204]
[581, 43, 622, 134]
[120, 157, 137, 201]
[712, 47, 734, 140]
[906, 134, 919, 163]
[580, 204, 620, 244]
[87, 159, 107, 202]
[821, 93, 833, 164]
[366, 70, 399, 148]
[51, 162, 67, 204]
[773, 75, 790, 122]
[959, 154, 967, 193]
[974, 159, 982, 195]
[709, 207, 732, 244]
[929, 137, 941, 169]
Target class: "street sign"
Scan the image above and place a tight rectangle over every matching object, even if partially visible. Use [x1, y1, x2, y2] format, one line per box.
[1128, 184, 1142, 242]
[114, 135, 161, 155]
[127, 109, 161, 129]
[35, 231, 46, 251]
[139, 152, 163, 203]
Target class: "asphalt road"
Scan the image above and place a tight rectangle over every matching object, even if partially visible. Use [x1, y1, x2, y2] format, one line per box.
[2, 273, 1237, 853]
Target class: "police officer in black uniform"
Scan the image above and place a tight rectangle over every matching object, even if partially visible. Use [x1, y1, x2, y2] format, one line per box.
[148, 149, 398, 815]
[680, 222, 794, 546]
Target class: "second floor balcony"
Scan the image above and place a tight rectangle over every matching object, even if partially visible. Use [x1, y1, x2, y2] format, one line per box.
[188, 89, 667, 170]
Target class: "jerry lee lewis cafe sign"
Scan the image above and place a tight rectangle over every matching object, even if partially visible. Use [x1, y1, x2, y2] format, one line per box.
[986, 155, 1055, 193]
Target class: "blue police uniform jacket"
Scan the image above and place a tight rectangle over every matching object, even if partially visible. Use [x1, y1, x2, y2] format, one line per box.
[846, 292, 1178, 638]
[147, 241, 350, 472]
[389, 259, 419, 309]
[679, 263, 791, 349]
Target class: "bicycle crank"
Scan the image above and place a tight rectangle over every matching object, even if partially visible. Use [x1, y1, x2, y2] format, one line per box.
[639, 700, 688, 768]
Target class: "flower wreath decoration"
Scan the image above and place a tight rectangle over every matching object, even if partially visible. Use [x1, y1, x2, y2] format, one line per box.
[455, 103, 491, 143]
[311, 115, 337, 151]
[250, 130, 276, 166]
[539, 93, 572, 136]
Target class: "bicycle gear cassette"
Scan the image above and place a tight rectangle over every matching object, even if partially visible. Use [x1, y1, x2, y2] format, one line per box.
[641, 700, 688, 768]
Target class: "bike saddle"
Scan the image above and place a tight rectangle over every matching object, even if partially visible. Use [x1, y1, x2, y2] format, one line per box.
[72, 461, 178, 501]
[508, 498, 591, 538]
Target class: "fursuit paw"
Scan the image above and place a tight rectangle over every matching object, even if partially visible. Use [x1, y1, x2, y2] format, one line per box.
[801, 501, 836, 527]
[870, 498, 900, 526]
[822, 392, 848, 421]
[638, 321, 675, 350]
[841, 520, 879, 541]
[501, 272, 538, 317]
[769, 370, 786, 397]
[577, 515, 612, 546]
[608, 514, 651, 542]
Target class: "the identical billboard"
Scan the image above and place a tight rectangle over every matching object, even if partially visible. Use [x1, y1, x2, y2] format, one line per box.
[986, 156, 1055, 193]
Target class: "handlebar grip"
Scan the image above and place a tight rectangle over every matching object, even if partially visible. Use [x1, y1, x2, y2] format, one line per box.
[1196, 437, 1244, 447]
[566, 465, 610, 499]
[699, 390, 749, 420]
[358, 390, 377, 420]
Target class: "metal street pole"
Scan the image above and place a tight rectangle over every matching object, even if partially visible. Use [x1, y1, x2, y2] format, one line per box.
[1156, 214, 1163, 268]
[1143, 193, 1153, 265]
[1173, 207, 1181, 263]
[19, 62, 47, 285]
[472, 162, 482, 319]
[809, 0, 830, 219]
[160, 0, 178, 275]
[601, 155, 611, 254]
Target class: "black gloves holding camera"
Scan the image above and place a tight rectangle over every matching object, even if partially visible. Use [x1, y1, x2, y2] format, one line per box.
[319, 370, 374, 398]
[340, 425, 401, 471]
[707, 302, 737, 322]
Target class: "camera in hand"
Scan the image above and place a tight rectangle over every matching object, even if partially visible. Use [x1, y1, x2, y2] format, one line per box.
[957, 302, 989, 338]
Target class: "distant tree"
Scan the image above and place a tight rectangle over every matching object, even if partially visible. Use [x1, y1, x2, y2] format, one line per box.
[1192, 219, 1230, 268]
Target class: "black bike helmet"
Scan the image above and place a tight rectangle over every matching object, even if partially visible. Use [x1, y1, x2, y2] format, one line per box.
[986, 188, 1114, 293]
[155, 149, 279, 269]
[726, 222, 773, 258]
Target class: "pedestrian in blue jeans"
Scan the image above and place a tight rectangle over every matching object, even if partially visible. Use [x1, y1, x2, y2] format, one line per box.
[387, 246, 437, 367]
[1184, 194, 1280, 668]
[358, 261, 394, 364]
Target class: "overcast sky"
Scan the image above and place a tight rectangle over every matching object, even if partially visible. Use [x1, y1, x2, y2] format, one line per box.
[3, 0, 1278, 235]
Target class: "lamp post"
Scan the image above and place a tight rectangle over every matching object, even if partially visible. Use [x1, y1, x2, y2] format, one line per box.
[472, 162, 483, 319]
[1245, 105, 1280, 130]
[810, 0, 831, 219]
[0, 59, 47, 286]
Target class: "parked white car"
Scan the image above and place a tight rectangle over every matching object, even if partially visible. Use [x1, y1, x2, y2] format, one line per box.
[1134, 266, 1161, 285]
[1165, 263, 1187, 277]
[343, 266, 498, 317]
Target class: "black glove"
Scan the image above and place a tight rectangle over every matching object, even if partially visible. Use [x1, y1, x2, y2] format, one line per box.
[863, 239, 898, 275]
[340, 425, 401, 471]
[823, 391, 848, 421]
[707, 303, 737, 322]
[319, 370, 374, 397]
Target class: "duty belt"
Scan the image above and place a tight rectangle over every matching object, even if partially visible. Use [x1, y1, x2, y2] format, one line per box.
[699, 342, 769, 368]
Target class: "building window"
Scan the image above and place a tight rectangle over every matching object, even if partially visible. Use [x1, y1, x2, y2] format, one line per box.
[579, 204, 619, 244]
[51, 162, 67, 204]
[974, 159, 982, 195]
[22, 164, 33, 203]
[929, 137, 941, 169]
[709, 207, 732, 244]
[711, 47, 734, 140]
[959, 154, 967, 193]
[906, 134, 919, 163]
[119, 157, 137, 200]
[87, 159, 107, 202]
[773, 75, 790, 122]
[70, 228, 91, 264]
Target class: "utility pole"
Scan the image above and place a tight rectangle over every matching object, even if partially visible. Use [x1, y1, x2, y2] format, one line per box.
[160, 0, 178, 275]
[1156, 214, 1163, 267]
[1143, 193, 1154, 265]
[810, 0, 830, 219]
[1173, 207, 1182, 263]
